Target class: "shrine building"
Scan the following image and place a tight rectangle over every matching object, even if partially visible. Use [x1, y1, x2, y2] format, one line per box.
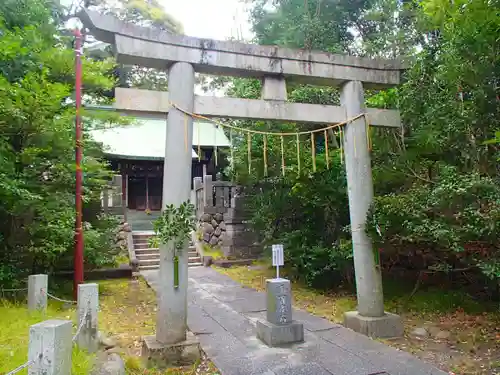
[91, 115, 230, 211]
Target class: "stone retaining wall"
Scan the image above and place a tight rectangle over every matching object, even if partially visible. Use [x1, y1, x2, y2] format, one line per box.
[114, 221, 131, 251]
[199, 212, 227, 247]
[194, 177, 261, 259]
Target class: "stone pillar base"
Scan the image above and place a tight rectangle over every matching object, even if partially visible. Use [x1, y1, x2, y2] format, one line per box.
[142, 332, 201, 368]
[256, 320, 304, 347]
[343, 311, 403, 338]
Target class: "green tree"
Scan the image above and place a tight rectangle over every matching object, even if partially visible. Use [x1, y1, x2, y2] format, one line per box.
[367, 0, 500, 281]
[228, 0, 500, 289]
[0, 0, 123, 286]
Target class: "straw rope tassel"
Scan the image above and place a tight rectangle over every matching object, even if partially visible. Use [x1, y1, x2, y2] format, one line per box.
[263, 134, 268, 177]
[247, 132, 252, 174]
[296, 134, 301, 174]
[197, 122, 201, 162]
[184, 114, 188, 154]
[311, 132, 316, 172]
[229, 129, 234, 171]
[214, 125, 218, 166]
[324, 129, 329, 170]
[365, 115, 372, 151]
[339, 127, 344, 165]
[280, 135, 285, 177]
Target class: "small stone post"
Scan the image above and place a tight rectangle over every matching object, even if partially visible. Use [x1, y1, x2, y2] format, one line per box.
[203, 174, 213, 207]
[193, 177, 202, 217]
[256, 278, 304, 347]
[76, 283, 99, 352]
[340, 81, 403, 337]
[102, 188, 109, 214]
[28, 319, 72, 375]
[193, 177, 202, 191]
[28, 274, 48, 312]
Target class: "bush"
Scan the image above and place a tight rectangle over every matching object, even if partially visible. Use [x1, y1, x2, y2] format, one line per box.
[246, 160, 354, 289]
[367, 167, 500, 279]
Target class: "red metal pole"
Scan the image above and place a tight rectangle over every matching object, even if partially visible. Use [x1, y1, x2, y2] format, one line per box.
[73, 29, 84, 299]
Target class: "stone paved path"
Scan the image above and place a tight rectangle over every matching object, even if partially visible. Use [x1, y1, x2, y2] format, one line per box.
[142, 267, 447, 375]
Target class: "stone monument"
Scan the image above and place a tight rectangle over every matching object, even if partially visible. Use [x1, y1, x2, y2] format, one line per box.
[256, 278, 304, 347]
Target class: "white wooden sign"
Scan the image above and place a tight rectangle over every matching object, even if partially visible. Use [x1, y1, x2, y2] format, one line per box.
[272, 244, 284, 278]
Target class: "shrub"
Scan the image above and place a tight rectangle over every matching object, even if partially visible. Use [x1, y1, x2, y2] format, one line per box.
[367, 167, 500, 279]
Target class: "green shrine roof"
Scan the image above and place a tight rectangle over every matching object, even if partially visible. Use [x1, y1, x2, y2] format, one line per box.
[90, 115, 230, 161]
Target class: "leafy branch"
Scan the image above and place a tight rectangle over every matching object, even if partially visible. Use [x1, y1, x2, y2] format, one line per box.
[153, 202, 196, 252]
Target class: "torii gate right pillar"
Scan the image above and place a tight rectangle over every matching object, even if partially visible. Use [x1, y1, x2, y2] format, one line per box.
[341, 81, 403, 338]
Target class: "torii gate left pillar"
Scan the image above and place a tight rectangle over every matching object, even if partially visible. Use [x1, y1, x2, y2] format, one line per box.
[142, 62, 201, 365]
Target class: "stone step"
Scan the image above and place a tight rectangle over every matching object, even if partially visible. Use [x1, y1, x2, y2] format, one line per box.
[138, 262, 202, 270]
[136, 254, 159, 260]
[133, 234, 152, 238]
[137, 256, 201, 265]
[138, 258, 160, 266]
[137, 247, 159, 252]
[135, 248, 159, 255]
[133, 238, 151, 243]
[135, 248, 197, 255]
[134, 243, 151, 249]
[138, 264, 159, 271]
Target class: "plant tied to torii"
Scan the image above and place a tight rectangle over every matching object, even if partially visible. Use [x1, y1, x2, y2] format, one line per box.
[153, 202, 196, 288]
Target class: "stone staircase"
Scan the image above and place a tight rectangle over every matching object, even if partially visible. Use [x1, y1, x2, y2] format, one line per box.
[133, 233, 202, 271]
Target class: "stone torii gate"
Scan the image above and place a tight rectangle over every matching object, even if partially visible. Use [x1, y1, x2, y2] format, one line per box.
[80, 8, 404, 360]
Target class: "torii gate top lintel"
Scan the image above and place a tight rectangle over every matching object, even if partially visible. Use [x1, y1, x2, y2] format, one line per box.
[80, 8, 405, 89]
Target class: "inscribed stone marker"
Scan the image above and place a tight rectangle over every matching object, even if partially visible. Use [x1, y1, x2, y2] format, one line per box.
[257, 278, 304, 346]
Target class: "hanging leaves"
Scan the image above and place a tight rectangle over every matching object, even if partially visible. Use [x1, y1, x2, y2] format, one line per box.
[153, 201, 196, 251]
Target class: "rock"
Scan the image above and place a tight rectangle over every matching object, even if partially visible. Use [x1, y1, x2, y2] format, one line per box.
[203, 232, 210, 242]
[115, 232, 127, 241]
[411, 327, 429, 338]
[98, 331, 117, 349]
[105, 347, 124, 355]
[203, 255, 213, 267]
[211, 219, 218, 228]
[62, 302, 73, 310]
[122, 223, 131, 232]
[219, 221, 226, 231]
[209, 236, 219, 246]
[214, 213, 224, 222]
[92, 353, 125, 375]
[434, 330, 451, 340]
[214, 227, 222, 237]
[202, 222, 214, 234]
[130, 258, 139, 272]
[116, 239, 127, 248]
[201, 213, 212, 222]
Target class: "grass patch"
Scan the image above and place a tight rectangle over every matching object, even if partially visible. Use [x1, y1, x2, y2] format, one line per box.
[98, 278, 220, 375]
[1, 278, 220, 375]
[215, 263, 500, 374]
[216, 260, 356, 322]
[0, 299, 94, 375]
